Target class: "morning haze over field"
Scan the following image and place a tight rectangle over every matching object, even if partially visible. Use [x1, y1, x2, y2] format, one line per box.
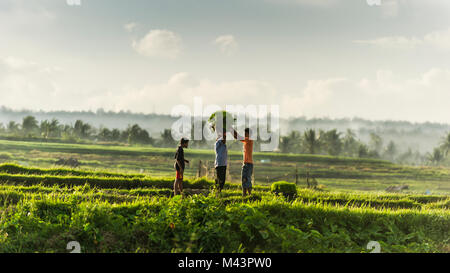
[0, 0, 449, 254]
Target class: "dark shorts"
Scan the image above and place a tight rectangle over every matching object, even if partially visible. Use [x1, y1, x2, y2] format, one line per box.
[215, 166, 227, 190]
[242, 163, 253, 189]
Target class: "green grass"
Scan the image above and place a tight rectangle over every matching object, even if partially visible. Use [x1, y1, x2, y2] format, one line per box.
[0, 163, 146, 178]
[0, 139, 391, 164]
[0, 186, 448, 253]
[0, 165, 448, 253]
[0, 139, 448, 253]
[0, 139, 449, 194]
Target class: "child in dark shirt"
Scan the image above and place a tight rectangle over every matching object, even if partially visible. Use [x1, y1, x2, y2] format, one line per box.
[174, 138, 189, 196]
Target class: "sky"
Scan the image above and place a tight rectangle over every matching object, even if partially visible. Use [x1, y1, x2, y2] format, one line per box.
[1, 0, 450, 123]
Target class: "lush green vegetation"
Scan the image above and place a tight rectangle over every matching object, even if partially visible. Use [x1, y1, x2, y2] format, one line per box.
[271, 182, 298, 199]
[0, 174, 448, 252]
[0, 138, 448, 253]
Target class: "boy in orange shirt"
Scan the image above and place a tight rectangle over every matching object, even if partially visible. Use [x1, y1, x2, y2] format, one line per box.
[232, 128, 254, 196]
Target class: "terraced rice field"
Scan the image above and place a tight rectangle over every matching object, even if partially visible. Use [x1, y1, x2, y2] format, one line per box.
[0, 164, 448, 253]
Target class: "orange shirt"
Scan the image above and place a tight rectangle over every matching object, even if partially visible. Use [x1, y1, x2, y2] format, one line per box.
[240, 138, 254, 164]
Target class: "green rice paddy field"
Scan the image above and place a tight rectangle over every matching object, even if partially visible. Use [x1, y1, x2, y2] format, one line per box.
[0, 139, 448, 253]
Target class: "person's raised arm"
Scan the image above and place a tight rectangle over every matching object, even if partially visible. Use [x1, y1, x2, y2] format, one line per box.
[232, 128, 238, 139]
[232, 128, 245, 141]
[233, 128, 246, 140]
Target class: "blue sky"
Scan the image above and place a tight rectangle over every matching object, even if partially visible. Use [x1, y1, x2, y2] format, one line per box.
[1, 0, 450, 122]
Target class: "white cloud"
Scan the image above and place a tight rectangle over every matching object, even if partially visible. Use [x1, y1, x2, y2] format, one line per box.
[354, 27, 450, 50]
[1, 56, 61, 74]
[213, 35, 239, 56]
[81, 73, 278, 115]
[0, 0, 55, 31]
[423, 28, 450, 50]
[75, 68, 450, 123]
[265, 0, 338, 7]
[354, 36, 422, 49]
[0, 56, 66, 110]
[280, 68, 450, 123]
[2, 56, 38, 70]
[124, 22, 139, 33]
[2, 66, 450, 123]
[1, 52, 449, 124]
[0, 72, 58, 110]
[380, 0, 402, 18]
[168, 72, 199, 87]
[132, 29, 182, 59]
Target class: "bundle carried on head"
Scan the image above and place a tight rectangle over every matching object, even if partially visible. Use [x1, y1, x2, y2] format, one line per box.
[207, 110, 236, 134]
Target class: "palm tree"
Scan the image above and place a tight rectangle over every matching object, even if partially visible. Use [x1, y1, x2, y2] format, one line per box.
[280, 131, 301, 153]
[303, 129, 319, 154]
[384, 141, 397, 162]
[98, 127, 112, 141]
[342, 129, 359, 157]
[7, 121, 20, 135]
[159, 128, 177, 147]
[22, 115, 39, 136]
[369, 132, 383, 153]
[48, 119, 61, 138]
[358, 144, 369, 158]
[321, 129, 342, 156]
[40, 120, 51, 138]
[427, 148, 444, 166]
[440, 132, 450, 157]
[111, 129, 121, 142]
[73, 120, 92, 139]
[279, 135, 292, 154]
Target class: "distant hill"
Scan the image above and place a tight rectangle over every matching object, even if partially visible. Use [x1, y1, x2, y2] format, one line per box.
[1, 106, 449, 153]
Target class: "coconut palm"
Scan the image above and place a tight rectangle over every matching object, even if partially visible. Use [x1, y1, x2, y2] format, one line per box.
[159, 128, 177, 147]
[427, 148, 444, 166]
[40, 120, 51, 139]
[280, 131, 301, 153]
[303, 129, 319, 154]
[22, 115, 39, 136]
[384, 141, 397, 162]
[440, 132, 450, 157]
[342, 129, 359, 157]
[320, 129, 342, 156]
[358, 144, 369, 158]
[74, 120, 92, 139]
[369, 132, 383, 153]
[7, 121, 20, 134]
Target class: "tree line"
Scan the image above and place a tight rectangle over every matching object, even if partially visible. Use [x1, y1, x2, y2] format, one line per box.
[0, 115, 449, 166]
[279, 128, 450, 166]
[0, 116, 154, 145]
